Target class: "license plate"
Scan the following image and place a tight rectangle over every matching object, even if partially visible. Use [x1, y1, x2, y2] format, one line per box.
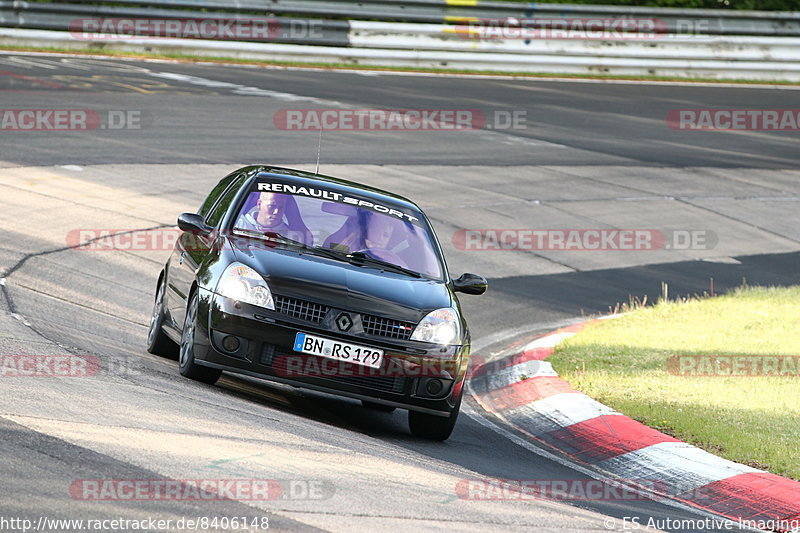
[293, 332, 384, 369]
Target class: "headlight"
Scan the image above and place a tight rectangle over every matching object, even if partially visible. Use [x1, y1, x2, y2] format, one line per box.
[410, 308, 461, 345]
[216, 262, 275, 310]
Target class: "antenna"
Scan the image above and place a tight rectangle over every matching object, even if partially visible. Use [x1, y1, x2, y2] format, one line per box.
[314, 127, 323, 175]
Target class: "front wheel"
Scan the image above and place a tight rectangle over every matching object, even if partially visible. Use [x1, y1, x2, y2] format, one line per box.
[178, 291, 221, 385]
[408, 393, 462, 441]
[146, 275, 178, 359]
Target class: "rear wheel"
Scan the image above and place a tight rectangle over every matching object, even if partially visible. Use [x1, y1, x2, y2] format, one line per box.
[178, 291, 221, 385]
[146, 275, 178, 359]
[408, 393, 462, 441]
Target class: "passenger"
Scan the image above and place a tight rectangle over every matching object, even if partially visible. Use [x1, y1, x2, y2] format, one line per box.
[361, 212, 404, 265]
[325, 210, 403, 266]
[364, 212, 395, 250]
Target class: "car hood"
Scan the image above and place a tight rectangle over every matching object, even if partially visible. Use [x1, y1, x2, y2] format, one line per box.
[229, 239, 452, 323]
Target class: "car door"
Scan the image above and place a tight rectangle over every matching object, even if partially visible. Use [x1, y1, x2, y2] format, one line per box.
[166, 172, 246, 329]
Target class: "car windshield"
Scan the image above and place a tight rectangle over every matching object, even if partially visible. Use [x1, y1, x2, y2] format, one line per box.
[231, 187, 444, 279]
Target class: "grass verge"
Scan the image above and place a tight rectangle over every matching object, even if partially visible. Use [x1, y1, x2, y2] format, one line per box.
[550, 285, 800, 479]
[1, 44, 800, 86]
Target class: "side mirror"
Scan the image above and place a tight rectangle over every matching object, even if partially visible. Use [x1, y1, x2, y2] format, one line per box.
[453, 273, 488, 295]
[177, 213, 212, 235]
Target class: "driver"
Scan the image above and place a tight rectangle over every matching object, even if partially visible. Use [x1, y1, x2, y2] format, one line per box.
[235, 192, 289, 235]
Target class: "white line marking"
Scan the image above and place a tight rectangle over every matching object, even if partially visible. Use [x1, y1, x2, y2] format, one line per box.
[10, 313, 31, 327]
[523, 331, 576, 352]
[146, 71, 346, 104]
[471, 320, 582, 355]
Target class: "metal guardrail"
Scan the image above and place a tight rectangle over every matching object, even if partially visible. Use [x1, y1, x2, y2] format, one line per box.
[350, 20, 800, 62]
[4, 0, 800, 36]
[2, 27, 800, 81]
[0, 2, 351, 46]
[1, 1, 799, 80]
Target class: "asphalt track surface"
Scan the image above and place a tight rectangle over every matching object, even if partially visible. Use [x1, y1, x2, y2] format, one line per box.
[1, 52, 799, 533]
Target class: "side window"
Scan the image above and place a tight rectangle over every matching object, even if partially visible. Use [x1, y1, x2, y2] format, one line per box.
[198, 172, 239, 217]
[206, 175, 246, 228]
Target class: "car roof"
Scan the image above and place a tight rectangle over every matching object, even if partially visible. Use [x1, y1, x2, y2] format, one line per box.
[247, 166, 424, 214]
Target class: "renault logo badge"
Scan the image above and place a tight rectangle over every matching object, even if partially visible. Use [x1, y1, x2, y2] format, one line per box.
[336, 313, 353, 331]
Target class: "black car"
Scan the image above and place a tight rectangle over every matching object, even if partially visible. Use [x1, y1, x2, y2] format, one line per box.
[146, 166, 487, 440]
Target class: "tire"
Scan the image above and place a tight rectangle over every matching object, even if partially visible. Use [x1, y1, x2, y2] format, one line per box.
[146, 275, 179, 359]
[178, 290, 222, 385]
[408, 393, 462, 441]
[361, 400, 396, 413]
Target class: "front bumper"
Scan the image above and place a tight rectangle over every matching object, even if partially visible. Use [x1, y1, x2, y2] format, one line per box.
[193, 289, 469, 416]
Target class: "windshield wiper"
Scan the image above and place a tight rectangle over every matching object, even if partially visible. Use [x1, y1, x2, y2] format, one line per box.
[232, 230, 422, 277]
[347, 252, 422, 278]
[231, 229, 351, 262]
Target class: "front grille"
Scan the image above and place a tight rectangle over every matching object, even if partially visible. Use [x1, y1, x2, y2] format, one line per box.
[274, 295, 328, 323]
[260, 344, 406, 394]
[362, 314, 414, 340]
